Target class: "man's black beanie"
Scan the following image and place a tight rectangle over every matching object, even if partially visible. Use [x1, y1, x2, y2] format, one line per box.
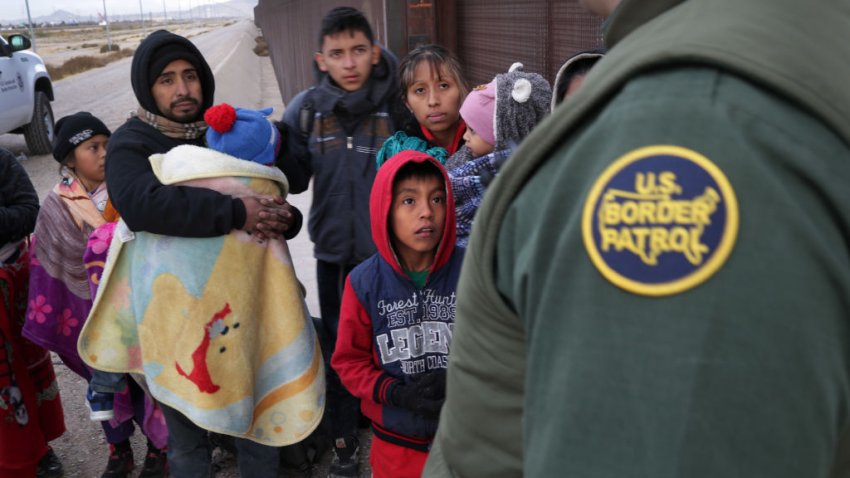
[52, 112, 111, 163]
[147, 42, 203, 86]
[130, 29, 215, 117]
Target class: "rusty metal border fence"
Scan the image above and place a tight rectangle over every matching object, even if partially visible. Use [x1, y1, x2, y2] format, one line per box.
[454, 0, 603, 86]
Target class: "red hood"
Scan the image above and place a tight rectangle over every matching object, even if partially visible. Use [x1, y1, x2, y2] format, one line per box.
[369, 150, 456, 277]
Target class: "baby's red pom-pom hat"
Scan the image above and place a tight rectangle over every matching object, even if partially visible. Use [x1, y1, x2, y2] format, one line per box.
[204, 103, 280, 165]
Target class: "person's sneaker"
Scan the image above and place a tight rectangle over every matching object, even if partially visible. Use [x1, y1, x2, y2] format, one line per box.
[138, 442, 168, 478]
[101, 444, 134, 478]
[86, 386, 115, 421]
[35, 446, 63, 478]
[327, 436, 359, 478]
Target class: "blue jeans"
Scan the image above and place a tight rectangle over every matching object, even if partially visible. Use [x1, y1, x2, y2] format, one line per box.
[90, 369, 126, 393]
[159, 403, 280, 477]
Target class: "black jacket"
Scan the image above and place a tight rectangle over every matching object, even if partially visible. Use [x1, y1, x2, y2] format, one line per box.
[0, 149, 39, 245]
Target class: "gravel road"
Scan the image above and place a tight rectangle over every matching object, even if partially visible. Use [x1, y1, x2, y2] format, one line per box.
[1, 19, 372, 478]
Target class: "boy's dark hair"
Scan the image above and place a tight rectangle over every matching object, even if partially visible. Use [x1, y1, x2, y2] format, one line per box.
[393, 160, 444, 190]
[318, 6, 374, 50]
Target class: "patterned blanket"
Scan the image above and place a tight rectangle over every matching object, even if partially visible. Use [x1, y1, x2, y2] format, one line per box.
[78, 145, 325, 446]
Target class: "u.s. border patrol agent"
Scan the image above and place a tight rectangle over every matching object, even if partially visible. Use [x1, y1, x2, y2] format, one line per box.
[423, 0, 850, 476]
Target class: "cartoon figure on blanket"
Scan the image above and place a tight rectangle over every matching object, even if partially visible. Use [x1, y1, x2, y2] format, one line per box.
[79, 104, 325, 446]
[175, 303, 239, 394]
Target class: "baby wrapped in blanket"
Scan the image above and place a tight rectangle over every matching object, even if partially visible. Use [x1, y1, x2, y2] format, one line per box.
[78, 104, 325, 446]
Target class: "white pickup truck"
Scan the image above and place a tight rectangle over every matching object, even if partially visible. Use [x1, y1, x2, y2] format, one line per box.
[0, 33, 54, 155]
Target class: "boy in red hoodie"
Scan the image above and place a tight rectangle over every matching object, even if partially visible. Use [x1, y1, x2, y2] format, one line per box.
[332, 150, 463, 477]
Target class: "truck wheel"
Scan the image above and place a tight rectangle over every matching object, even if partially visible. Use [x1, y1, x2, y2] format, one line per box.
[22, 91, 55, 155]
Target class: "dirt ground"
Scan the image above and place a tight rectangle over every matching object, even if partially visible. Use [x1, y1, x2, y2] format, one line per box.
[50, 355, 372, 477]
[5, 20, 374, 478]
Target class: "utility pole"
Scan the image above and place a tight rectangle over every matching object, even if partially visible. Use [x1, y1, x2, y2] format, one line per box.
[24, 0, 36, 51]
[162, 0, 167, 24]
[102, 0, 113, 51]
[139, 0, 146, 33]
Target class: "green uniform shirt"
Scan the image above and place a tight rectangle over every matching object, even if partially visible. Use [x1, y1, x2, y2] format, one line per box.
[425, 0, 850, 476]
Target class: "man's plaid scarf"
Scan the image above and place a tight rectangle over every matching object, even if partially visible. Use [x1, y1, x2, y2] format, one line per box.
[134, 106, 207, 140]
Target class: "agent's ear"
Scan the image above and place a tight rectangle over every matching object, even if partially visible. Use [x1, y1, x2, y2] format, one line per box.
[315, 51, 328, 72]
[371, 44, 381, 65]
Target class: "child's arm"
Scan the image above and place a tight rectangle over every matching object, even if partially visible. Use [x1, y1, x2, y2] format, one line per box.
[332, 277, 386, 401]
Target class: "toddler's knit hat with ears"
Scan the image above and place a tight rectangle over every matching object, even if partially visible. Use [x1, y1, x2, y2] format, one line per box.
[492, 63, 552, 151]
[204, 103, 280, 165]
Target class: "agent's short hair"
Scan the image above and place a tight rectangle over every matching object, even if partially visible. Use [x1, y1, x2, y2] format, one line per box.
[318, 6, 374, 50]
[555, 48, 606, 105]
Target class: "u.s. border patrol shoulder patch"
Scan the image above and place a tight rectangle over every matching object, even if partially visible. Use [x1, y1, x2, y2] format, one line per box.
[582, 145, 738, 296]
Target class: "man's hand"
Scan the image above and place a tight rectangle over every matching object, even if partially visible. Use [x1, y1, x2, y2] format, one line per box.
[239, 196, 296, 240]
[241, 196, 264, 236]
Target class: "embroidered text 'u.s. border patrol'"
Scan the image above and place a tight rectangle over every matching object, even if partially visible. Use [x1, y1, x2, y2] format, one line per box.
[582, 145, 739, 296]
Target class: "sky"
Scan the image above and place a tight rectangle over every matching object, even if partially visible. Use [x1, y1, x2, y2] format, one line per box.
[2, 0, 233, 23]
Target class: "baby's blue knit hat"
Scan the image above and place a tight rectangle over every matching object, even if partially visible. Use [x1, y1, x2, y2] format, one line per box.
[204, 103, 280, 165]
